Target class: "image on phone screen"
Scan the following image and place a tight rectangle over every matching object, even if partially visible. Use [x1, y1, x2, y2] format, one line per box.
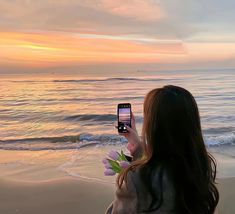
[118, 103, 131, 133]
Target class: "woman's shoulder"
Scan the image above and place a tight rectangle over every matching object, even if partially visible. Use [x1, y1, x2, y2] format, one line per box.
[129, 164, 174, 189]
[128, 165, 176, 213]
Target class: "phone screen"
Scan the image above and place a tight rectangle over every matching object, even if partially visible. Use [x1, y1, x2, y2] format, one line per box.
[118, 103, 131, 133]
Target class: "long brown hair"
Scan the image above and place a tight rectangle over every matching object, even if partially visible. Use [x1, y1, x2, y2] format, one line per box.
[117, 85, 219, 213]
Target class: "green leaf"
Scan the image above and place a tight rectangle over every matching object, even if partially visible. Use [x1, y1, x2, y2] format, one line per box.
[120, 150, 128, 161]
[108, 159, 121, 173]
[117, 151, 123, 161]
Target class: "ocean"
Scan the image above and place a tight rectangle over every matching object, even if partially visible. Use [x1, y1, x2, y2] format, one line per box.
[0, 69, 234, 181]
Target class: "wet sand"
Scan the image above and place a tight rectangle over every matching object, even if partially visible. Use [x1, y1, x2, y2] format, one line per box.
[0, 149, 235, 214]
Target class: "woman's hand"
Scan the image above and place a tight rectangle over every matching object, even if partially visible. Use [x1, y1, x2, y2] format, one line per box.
[116, 112, 142, 157]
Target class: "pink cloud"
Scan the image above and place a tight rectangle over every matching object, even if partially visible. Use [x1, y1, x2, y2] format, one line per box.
[96, 0, 165, 21]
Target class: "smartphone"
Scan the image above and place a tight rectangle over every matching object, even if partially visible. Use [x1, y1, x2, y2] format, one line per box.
[117, 103, 131, 133]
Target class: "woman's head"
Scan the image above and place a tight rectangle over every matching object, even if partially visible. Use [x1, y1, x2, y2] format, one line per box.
[142, 85, 205, 162]
[118, 85, 219, 214]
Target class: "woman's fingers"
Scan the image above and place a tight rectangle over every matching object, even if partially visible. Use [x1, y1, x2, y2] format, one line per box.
[115, 130, 128, 138]
[131, 111, 135, 122]
[125, 125, 135, 133]
[131, 111, 137, 132]
[117, 126, 134, 139]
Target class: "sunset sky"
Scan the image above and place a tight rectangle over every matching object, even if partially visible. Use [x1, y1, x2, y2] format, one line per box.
[0, 0, 235, 73]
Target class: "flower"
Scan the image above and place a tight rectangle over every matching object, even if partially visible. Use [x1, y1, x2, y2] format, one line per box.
[102, 158, 109, 164]
[103, 150, 131, 176]
[104, 162, 112, 169]
[119, 161, 130, 169]
[108, 150, 120, 160]
[104, 169, 116, 176]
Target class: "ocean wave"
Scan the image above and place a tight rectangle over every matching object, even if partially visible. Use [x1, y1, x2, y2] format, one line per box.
[0, 141, 99, 151]
[63, 113, 143, 123]
[62, 96, 144, 102]
[3, 77, 177, 84]
[0, 133, 127, 151]
[0, 133, 234, 151]
[203, 127, 235, 134]
[53, 77, 174, 83]
[0, 133, 127, 144]
[0, 135, 82, 144]
[54, 77, 139, 82]
[205, 133, 235, 147]
[64, 114, 116, 122]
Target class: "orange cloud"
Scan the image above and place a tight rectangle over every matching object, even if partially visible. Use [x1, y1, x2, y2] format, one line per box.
[0, 31, 185, 67]
[2, 31, 234, 69]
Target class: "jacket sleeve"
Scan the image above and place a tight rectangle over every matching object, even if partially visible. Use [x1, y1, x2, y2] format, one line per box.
[105, 172, 137, 214]
[123, 144, 143, 163]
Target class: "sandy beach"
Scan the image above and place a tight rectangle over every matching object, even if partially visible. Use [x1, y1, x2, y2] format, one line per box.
[0, 149, 235, 213]
[0, 177, 115, 214]
[0, 149, 117, 214]
[0, 172, 234, 214]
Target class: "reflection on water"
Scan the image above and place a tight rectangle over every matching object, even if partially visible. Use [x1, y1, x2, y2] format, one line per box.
[0, 69, 234, 180]
[0, 69, 234, 142]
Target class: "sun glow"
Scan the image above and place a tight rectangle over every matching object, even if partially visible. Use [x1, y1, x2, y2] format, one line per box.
[0, 31, 235, 68]
[0, 31, 186, 67]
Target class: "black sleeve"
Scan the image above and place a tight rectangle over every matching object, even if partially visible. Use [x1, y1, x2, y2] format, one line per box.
[124, 154, 133, 162]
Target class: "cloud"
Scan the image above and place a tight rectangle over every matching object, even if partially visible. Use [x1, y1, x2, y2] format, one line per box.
[96, 0, 165, 21]
[0, 0, 234, 41]
[160, 0, 235, 41]
[0, 31, 185, 67]
[0, 0, 235, 72]
[0, 0, 195, 39]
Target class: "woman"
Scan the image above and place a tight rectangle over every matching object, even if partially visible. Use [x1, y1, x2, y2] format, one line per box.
[106, 85, 219, 214]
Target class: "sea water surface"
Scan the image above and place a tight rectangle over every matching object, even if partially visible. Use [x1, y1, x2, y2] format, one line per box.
[0, 69, 234, 181]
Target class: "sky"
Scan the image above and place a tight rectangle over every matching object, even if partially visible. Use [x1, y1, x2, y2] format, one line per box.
[0, 0, 235, 74]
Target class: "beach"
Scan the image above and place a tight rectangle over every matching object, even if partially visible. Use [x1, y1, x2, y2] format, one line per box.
[0, 70, 234, 213]
[0, 149, 115, 214]
[0, 169, 235, 214]
[0, 149, 235, 214]
[0, 177, 115, 214]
